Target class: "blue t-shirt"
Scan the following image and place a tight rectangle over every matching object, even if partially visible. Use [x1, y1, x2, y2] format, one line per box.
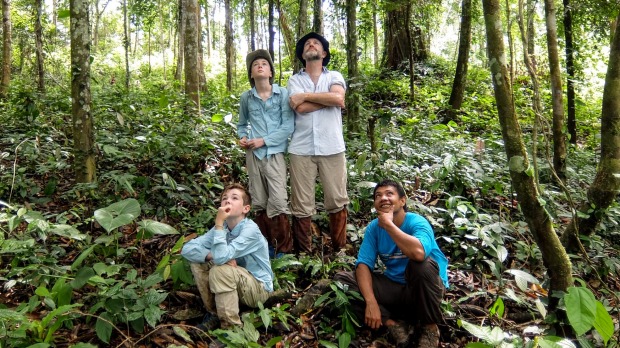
[356, 212, 449, 288]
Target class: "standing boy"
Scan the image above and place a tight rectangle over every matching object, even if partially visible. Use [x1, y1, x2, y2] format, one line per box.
[181, 183, 274, 329]
[287, 32, 349, 253]
[238, 49, 294, 256]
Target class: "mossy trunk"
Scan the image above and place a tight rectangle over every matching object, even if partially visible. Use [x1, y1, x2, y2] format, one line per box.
[482, 0, 572, 308]
[184, 0, 200, 112]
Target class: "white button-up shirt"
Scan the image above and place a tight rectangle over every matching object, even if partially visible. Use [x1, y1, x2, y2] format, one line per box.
[287, 68, 346, 156]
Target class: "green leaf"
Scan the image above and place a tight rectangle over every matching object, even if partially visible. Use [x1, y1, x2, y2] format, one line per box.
[71, 245, 95, 270]
[96, 312, 114, 344]
[564, 287, 596, 336]
[489, 297, 504, 318]
[144, 305, 164, 328]
[464, 343, 493, 348]
[57, 9, 70, 18]
[212, 114, 224, 122]
[41, 304, 82, 328]
[137, 219, 179, 239]
[508, 156, 526, 172]
[593, 301, 614, 345]
[172, 326, 193, 343]
[505, 269, 540, 292]
[537, 336, 577, 348]
[70, 343, 99, 348]
[338, 332, 351, 348]
[71, 267, 95, 289]
[35, 286, 52, 297]
[26, 344, 51, 348]
[319, 341, 339, 348]
[94, 199, 141, 233]
[50, 224, 87, 241]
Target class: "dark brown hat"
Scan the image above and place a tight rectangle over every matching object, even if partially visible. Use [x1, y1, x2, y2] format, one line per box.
[295, 32, 330, 67]
[246, 49, 274, 87]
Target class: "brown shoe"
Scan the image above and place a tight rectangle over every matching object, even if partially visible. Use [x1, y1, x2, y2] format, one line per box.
[292, 216, 313, 253]
[270, 213, 293, 253]
[417, 324, 440, 347]
[387, 321, 412, 348]
[329, 208, 348, 250]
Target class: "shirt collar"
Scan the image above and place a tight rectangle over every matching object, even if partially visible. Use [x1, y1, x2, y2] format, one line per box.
[251, 84, 280, 98]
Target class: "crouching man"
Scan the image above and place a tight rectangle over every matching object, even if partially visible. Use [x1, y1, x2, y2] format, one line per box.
[334, 179, 449, 347]
[181, 183, 274, 330]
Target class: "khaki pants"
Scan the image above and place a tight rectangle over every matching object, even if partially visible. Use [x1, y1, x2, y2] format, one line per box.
[190, 262, 270, 328]
[246, 152, 290, 218]
[289, 152, 349, 217]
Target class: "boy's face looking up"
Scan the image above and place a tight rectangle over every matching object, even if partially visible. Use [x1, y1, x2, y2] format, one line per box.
[220, 187, 251, 217]
[373, 184, 406, 214]
[251, 58, 272, 81]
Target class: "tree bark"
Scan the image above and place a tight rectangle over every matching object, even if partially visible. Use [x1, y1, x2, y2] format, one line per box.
[294, 0, 308, 73]
[277, 0, 295, 71]
[35, 0, 45, 93]
[250, 0, 256, 51]
[1, 0, 12, 99]
[175, 0, 185, 82]
[268, 0, 275, 59]
[382, 0, 427, 71]
[372, 0, 379, 67]
[70, 0, 96, 183]
[543, 0, 567, 181]
[184, 0, 201, 111]
[313, 0, 323, 34]
[482, 0, 572, 308]
[505, 0, 515, 83]
[562, 14, 620, 251]
[123, 0, 130, 90]
[563, 0, 577, 145]
[345, 0, 360, 136]
[195, 2, 206, 92]
[447, 0, 472, 122]
[224, 0, 234, 92]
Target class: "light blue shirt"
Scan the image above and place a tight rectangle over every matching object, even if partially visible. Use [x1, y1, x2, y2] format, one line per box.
[287, 68, 346, 156]
[356, 212, 449, 288]
[181, 218, 274, 292]
[237, 84, 294, 160]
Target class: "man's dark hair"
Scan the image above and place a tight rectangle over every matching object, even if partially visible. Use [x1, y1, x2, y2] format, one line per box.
[373, 179, 408, 212]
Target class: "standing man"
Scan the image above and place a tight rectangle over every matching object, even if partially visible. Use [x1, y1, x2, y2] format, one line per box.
[238, 49, 294, 257]
[334, 179, 449, 347]
[287, 32, 349, 253]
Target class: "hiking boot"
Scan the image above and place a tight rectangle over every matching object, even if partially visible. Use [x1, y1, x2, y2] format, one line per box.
[292, 216, 313, 253]
[417, 324, 440, 348]
[197, 312, 220, 332]
[387, 321, 412, 348]
[328, 208, 348, 250]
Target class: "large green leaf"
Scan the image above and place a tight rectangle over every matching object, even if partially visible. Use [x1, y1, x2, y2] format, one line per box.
[593, 301, 614, 345]
[564, 287, 596, 336]
[94, 199, 141, 233]
[96, 312, 114, 343]
[137, 219, 179, 239]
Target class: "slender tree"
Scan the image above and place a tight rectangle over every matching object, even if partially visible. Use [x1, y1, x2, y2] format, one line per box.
[123, 0, 130, 90]
[345, 0, 360, 135]
[294, 0, 308, 73]
[224, 0, 234, 91]
[175, 0, 185, 82]
[563, 0, 577, 144]
[268, 0, 275, 58]
[1, 0, 11, 99]
[562, 14, 620, 251]
[250, 0, 256, 50]
[482, 0, 572, 308]
[543, 0, 567, 181]
[70, 0, 96, 183]
[184, 0, 201, 111]
[195, 2, 206, 92]
[372, 0, 379, 67]
[446, 0, 472, 123]
[313, 0, 323, 34]
[34, 0, 45, 93]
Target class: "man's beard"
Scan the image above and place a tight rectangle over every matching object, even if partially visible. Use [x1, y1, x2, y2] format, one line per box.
[303, 50, 322, 62]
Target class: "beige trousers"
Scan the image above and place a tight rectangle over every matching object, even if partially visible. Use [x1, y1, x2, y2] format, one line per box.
[246, 152, 290, 218]
[190, 262, 270, 328]
[289, 152, 349, 217]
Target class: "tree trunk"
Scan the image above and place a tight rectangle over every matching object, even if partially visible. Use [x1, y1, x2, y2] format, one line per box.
[382, 0, 427, 71]
[543, 0, 567, 181]
[184, 0, 201, 111]
[518, 0, 543, 189]
[563, 0, 577, 145]
[204, 0, 211, 57]
[372, 0, 379, 67]
[268, 0, 275, 59]
[123, 0, 130, 90]
[250, 0, 256, 51]
[277, 0, 295, 69]
[35, 0, 45, 93]
[447, 0, 472, 122]
[481, 0, 572, 309]
[345, 0, 360, 136]
[224, 0, 234, 92]
[313, 0, 323, 34]
[505, 0, 515, 83]
[1, 0, 12, 99]
[195, 2, 206, 92]
[70, 0, 96, 183]
[526, 0, 536, 68]
[562, 14, 620, 251]
[294, 0, 308, 73]
[175, 0, 185, 82]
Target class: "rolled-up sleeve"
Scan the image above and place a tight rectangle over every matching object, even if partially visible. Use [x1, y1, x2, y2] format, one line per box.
[211, 225, 262, 265]
[181, 232, 214, 263]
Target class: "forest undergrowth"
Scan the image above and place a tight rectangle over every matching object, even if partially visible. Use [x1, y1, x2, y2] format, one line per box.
[1, 61, 619, 347]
